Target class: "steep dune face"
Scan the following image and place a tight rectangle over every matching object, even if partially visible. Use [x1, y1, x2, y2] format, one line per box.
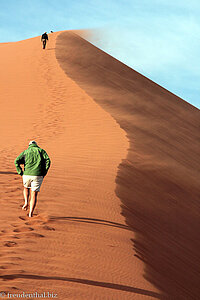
[56, 31, 200, 300]
[0, 33, 160, 299]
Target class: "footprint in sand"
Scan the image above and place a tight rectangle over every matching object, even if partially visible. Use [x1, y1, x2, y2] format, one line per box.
[42, 225, 55, 231]
[19, 214, 49, 222]
[18, 215, 34, 221]
[25, 220, 45, 226]
[12, 286, 19, 289]
[3, 241, 17, 247]
[11, 235, 20, 240]
[10, 223, 18, 228]
[16, 214, 55, 241]
[25, 232, 45, 238]
[13, 226, 34, 233]
[19, 213, 51, 226]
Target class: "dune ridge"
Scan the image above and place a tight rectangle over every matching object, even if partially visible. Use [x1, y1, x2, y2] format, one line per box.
[0, 31, 159, 299]
[55, 31, 200, 300]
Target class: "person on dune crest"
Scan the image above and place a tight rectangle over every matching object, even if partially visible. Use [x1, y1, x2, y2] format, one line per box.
[14, 141, 51, 217]
[41, 32, 48, 49]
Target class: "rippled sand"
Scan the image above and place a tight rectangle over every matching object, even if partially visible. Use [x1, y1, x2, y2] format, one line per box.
[0, 31, 199, 300]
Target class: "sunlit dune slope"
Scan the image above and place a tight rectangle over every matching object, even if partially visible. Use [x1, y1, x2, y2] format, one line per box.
[0, 32, 161, 299]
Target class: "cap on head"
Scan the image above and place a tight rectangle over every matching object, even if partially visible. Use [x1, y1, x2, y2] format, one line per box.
[29, 140, 37, 146]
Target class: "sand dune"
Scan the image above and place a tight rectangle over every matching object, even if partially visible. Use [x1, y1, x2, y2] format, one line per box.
[0, 31, 199, 299]
[56, 31, 200, 300]
[0, 32, 159, 299]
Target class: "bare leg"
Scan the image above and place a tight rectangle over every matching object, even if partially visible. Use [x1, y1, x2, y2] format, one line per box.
[43, 40, 46, 49]
[22, 187, 30, 210]
[29, 191, 38, 217]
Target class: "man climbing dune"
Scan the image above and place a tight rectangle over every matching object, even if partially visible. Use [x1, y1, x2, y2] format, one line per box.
[14, 141, 51, 217]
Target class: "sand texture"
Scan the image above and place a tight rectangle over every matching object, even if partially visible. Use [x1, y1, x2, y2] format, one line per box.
[0, 31, 199, 299]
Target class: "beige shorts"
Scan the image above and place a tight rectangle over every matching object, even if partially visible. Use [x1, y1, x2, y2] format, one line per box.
[23, 175, 43, 192]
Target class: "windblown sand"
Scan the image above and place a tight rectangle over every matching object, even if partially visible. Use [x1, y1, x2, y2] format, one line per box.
[0, 31, 199, 300]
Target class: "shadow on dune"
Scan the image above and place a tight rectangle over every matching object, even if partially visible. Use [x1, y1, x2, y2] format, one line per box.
[1, 273, 161, 298]
[116, 165, 200, 300]
[49, 216, 131, 231]
[55, 31, 200, 299]
[0, 171, 18, 175]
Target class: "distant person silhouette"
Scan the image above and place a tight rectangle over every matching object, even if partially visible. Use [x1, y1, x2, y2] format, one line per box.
[41, 32, 48, 49]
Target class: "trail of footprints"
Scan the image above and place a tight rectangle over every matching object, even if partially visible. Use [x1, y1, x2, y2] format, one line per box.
[0, 214, 55, 295]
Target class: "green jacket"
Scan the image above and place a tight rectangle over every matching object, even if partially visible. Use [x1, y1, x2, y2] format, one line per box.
[14, 144, 51, 176]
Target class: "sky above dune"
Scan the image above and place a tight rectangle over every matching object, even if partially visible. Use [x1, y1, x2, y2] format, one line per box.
[0, 0, 199, 108]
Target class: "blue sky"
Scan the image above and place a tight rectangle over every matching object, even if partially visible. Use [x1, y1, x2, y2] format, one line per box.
[0, 0, 199, 108]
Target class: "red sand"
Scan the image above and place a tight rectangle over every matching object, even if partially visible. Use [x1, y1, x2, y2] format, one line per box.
[0, 31, 199, 299]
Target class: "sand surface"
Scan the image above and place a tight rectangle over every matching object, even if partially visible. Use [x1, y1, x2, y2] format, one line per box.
[0, 32, 160, 299]
[0, 31, 199, 300]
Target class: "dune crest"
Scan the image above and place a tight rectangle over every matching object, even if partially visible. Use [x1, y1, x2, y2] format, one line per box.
[0, 31, 160, 299]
